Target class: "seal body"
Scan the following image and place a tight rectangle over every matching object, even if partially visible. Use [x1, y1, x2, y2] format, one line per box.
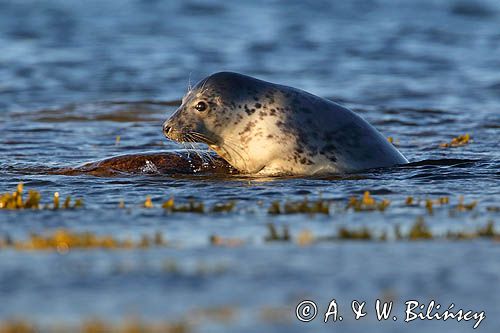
[163, 72, 408, 176]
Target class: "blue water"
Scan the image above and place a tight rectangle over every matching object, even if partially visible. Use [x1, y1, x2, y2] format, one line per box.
[0, 0, 499, 332]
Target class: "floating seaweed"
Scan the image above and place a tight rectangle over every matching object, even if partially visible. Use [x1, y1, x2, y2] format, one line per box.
[0, 183, 33, 210]
[437, 197, 450, 205]
[209, 234, 245, 247]
[439, 133, 471, 148]
[346, 191, 390, 212]
[139, 232, 166, 248]
[387, 136, 400, 146]
[394, 224, 403, 240]
[408, 217, 433, 240]
[405, 196, 414, 205]
[456, 196, 477, 211]
[287, 218, 498, 244]
[268, 198, 329, 215]
[0, 183, 83, 210]
[267, 201, 281, 214]
[0, 229, 167, 251]
[143, 195, 154, 208]
[0, 318, 189, 333]
[446, 221, 497, 240]
[264, 223, 290, 242]
[0, 320, 35, 333]
[425, 199, 434, 214]
[160, 197, 236, 213]
[478, 221, 496, 238]
[445, 230, 477, 240]
[211, 201, 236, 213]
[162, 197, 204, 213]
[338, 227, 372, 240]
[162, 197, 174, 210]
[406, 196, 449, 214]
[53, 192, 60, 209]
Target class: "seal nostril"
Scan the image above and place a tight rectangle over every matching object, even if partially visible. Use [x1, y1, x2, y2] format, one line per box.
[164, 125, 172, 134]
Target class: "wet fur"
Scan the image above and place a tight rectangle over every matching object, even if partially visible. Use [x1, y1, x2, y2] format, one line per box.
[164, 72, 408, 175]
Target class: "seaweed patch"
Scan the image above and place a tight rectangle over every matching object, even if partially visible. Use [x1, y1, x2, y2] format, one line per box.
[0, 229, 166, 251]
[346, 191, 391, 212]
[0, 183, 83, 210]
[439, 133, 471, 148]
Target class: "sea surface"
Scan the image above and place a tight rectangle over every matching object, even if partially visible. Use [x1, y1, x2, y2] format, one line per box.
[0, 0, 499, 332]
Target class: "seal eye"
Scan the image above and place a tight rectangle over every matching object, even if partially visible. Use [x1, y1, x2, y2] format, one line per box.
[195, 101, 208, 112]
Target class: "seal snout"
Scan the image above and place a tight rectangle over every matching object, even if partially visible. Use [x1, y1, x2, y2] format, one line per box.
[162, 120, 173, 138]
[162, 118, 192, 142]
[163, 123, 172, 136]
[163, 119, 184, 142]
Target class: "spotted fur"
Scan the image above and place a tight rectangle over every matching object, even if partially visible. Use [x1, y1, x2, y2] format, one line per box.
[163, 72, 408, 175]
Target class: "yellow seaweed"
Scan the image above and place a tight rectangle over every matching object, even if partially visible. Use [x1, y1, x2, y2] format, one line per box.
[0, 183, 82, 211]
[143, 195, 154, 208]
[408, 218, 433, 240]
[347, 191, 391, 212]
[211, 201, 236, 213]
[268, 198, 329, 215]
[0, 319, 189, 333]
[439, 133, 471, 148]
[456, 196, 477, 211]
[162, 197, 204, 213]
[6, 229, 167, 251]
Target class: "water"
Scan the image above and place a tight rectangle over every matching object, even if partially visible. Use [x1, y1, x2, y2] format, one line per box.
[0, 0, 499, 332]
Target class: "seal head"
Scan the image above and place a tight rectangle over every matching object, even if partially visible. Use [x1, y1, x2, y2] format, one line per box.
[163, 72, 408, 175]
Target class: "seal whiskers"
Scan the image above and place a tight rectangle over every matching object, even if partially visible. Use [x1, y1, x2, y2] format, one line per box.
[184, 134, 213, 167]
[190, 131, 232, 167]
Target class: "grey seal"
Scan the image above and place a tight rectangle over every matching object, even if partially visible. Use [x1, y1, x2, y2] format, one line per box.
[163, 72, 408, 175]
